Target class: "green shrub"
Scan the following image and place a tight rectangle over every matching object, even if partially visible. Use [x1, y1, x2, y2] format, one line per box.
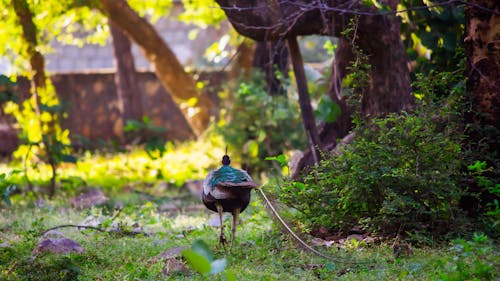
[436, 233, 496, 281]
[217, 70, 306, 171]
[278, 108, 463, 235]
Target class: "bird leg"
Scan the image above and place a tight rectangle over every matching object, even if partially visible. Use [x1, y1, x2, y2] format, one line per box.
[230, 208, 240, 251]
[216, 203, 226, 249]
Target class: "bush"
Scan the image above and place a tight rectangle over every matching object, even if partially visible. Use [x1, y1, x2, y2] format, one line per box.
[278, 107, 463, 235]
[217, 71, 306, 171]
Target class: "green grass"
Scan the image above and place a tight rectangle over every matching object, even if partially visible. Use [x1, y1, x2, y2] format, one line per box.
[0, 138, 225, 193]
[1, 191, 498, 281]
[0, 142, 498, 280]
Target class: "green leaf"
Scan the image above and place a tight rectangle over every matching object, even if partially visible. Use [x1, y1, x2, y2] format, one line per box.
[181, 249, 211, 274]
[276, 154, 287, 167]
[39, 104, 63, 113]
[316, 95, 341, 123]
[265, 154, 287, 167]
[0, 75, 15, 86]
[273, 108, 289, 120]
[123, 120, 143, 133]
[191, 239, 214, 262]
[226, 270, 237, 281]
[293, 182, 306, 191]
[467, 161, 487, 172]
[210, 258, 227, 274]
[3, 185, 17, 206]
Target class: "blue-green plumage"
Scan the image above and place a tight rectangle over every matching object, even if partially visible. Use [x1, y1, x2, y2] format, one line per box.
[202, 153, 258, 249]
[208, 165, 252, 190]
[202, 155, 256, 213]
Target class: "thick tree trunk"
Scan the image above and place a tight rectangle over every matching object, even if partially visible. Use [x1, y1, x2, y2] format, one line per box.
[109, 20, 144, 139]
[213, 0, 413, 177]
[99, 0, 215, 137]
[464, 1, 500, 152]
[357, 12, 413, 115]
[230, 39, 255, 80]
[320, 38, 355, 148]
[460, 1, 499, 214]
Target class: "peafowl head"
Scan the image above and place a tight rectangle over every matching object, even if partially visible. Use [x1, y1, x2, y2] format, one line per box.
[222, 145, 231, 166]
[222, 155, 230, 166]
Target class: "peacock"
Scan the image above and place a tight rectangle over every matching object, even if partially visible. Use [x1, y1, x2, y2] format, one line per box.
[202, 150, 258, 250]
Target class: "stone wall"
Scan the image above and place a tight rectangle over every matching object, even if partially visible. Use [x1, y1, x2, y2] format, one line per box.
[0, 70, 224, 154]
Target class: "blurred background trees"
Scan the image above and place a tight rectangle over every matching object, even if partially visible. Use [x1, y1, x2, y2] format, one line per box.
[0, 0, 498, 237]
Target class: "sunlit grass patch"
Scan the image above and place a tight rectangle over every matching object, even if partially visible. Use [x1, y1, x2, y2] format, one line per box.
[0, 137, 225, 198]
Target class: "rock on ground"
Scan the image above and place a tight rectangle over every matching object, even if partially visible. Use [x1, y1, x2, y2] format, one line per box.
[33, 238, 84, 254]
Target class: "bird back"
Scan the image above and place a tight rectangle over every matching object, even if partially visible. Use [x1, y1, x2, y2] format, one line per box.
[209, 166, 252, 188]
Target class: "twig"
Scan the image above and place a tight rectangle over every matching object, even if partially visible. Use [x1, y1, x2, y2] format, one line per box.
[40, 224, 106, 236]
[39, 223, 151, 237]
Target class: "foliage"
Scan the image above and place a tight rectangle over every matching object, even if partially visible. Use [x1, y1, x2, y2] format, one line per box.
[123, 116, 168, 160]
[0, 75, 18, 103]
[277, 105, 463, 235]
[397, 0, 465, 74]
[0, 139, 224, 193]
[466, 160, 500, 233]
[3, 81, 74, 195]
[182, 239, 233, 278]
[1, 0, 75, 196]
[340, 16, 371, 112]
[178, 0, 226, 29]
[436, 233, 496, 281]
[217, 70, 306, 171]
[0, 171, 19, 206]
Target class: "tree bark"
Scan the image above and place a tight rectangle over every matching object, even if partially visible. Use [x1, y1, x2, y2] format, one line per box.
[12, 0, 56, 196]
[215, 0, 413, 177]
[230, 39, 255, 80]
[356, 11, 413, 116]
[109, 20, 144, 139]
[464, 1, 500, 153]
[252, 40, 289, 95]
[320, 38, 355, 148]
[99, 0, 215, 137]
[460, 1, 499, 214]
[287, 36, 322, 163]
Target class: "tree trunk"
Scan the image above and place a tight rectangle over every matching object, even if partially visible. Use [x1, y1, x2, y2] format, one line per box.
[287, 36, 322, 163]
[252, 40, 289, 95]
[356, 12, 413, 116]
[320, 8, 413, 144]
[464, 1, 500, 153]
[12, 0, 56, 196]
[319, 38, 355, 148]
[460, 0, 499, 214]
[212, 0, 413, 176]
[230, 39, 255, 80]
[109, 20, 144, 139]
[98, 0, 215, 137]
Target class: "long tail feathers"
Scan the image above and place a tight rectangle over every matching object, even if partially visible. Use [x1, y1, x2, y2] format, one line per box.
[256, 187, 373, 265]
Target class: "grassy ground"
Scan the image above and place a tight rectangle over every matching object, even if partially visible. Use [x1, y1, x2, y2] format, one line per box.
[1, 189, 498, 281]
[0, 144, 498, 280]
